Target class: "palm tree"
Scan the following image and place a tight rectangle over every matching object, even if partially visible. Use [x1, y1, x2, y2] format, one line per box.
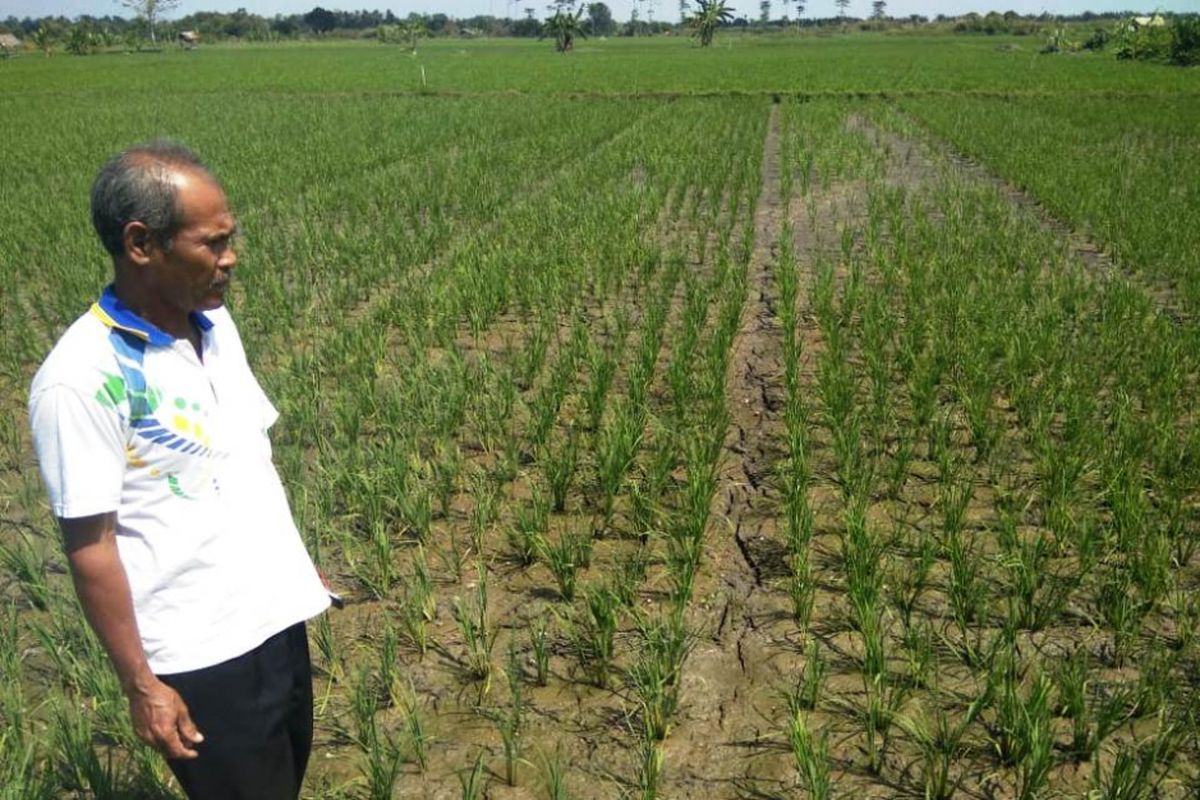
[30, 26, 55, 56]
[541, 7, 588, 52]
[689, 0, 735, 47]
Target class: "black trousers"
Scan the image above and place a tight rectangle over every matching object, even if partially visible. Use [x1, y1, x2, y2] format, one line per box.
[158, 622, 314, 800]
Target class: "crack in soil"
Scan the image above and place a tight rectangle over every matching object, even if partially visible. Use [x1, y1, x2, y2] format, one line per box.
[667, 100, 801, 797]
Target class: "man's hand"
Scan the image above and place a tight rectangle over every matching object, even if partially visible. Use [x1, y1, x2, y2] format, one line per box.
[59, 514, 205, 760]
[127, 678, 204, 759]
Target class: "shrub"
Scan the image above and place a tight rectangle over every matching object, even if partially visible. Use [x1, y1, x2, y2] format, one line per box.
[1169, 14, 1200, 65]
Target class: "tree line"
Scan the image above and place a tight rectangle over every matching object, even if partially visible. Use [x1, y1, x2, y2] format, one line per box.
[0, 4, 1178, 52]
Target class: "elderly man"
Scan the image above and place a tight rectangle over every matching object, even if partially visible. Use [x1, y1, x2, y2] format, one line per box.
[29, 142, 331, 799]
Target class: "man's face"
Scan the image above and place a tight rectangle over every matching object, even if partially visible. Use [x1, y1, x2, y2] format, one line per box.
[148, 170, 238, 314]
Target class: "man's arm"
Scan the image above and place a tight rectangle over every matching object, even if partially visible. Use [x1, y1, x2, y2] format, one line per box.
[61, 513, 204, 760]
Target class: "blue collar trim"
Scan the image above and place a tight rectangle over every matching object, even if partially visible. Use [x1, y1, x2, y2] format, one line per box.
[92, 285, 214, 346]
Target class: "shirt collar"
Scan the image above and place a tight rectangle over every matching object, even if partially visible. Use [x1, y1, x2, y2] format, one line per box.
[90, 285, 214, 347]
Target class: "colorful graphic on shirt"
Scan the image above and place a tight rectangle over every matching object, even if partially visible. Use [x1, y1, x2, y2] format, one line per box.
[95, 331, 215, 457]
[166, 474, 194, 499]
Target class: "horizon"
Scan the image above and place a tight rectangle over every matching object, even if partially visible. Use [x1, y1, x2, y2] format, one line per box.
[6, 0, 1196, 25]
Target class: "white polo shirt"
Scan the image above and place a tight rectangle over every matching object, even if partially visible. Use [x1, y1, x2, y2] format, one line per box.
[29, 286, 330, 674]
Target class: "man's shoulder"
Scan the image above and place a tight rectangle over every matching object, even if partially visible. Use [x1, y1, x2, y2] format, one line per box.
[30, 311, 116, 400]
[203, 304, 251, 361]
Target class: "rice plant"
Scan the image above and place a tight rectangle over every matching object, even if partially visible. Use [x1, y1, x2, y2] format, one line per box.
[626, 612, 690, 742]
[565, 585, 621, 688]
[538, 526, 593, 603]
[458, 750, 488, 800]
[530, 614, 552, 687]
[897, 687, 990, 800]
[400, 546, 437, 656]
[787, 710, 832, 800]
[452, 565, 496, 687]
[508, 489, 551, 567]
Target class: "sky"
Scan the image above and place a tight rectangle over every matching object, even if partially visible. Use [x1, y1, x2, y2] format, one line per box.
[4, 0, 1197, 24]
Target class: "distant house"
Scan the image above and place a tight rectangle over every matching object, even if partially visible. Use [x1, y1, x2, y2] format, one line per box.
[1130, 14, 1165, 28]
[178, 30, 199, 48]
[0, 33, 23, 52]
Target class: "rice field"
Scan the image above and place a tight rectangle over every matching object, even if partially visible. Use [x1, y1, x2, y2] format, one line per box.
[2, 33, 1199, 800]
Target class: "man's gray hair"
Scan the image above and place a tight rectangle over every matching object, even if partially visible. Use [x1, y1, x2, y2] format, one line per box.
[90, 141, 216, 258]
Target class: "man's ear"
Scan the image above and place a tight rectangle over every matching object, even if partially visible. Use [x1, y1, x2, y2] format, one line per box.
[121, 222, 156, 265]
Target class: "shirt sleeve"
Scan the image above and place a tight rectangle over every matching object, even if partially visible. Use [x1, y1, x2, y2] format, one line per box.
[29, 384, 126, 519]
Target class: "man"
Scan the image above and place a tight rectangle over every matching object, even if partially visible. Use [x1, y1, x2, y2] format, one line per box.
[29, 141, 331, 800]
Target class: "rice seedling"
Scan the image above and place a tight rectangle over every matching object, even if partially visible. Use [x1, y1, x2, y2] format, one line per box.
[855, 670, 907, 775]
[783, 639, 827, 713]
[1095, 566, 1149, 668]
[348, 662, 380, 750]
[311, 609, 343, 680]
[1130, 646, 1177, 720]
[362, 718, 405, 800]
[542, 745, 571, 800]
[400, 547, 437, 656]
[890, 529, 936, 631]
[987, 655, 1055, 800]
[51, 701, 124, 800]
[900, 618, 936, 691]
[633, 728, 665, 800]
[538, 525, 593, 603]
[897, 686, 991, 800]
[565, 585, 621, 688]
[530, 614, 552, 687]
[508, 490, 551, 567]
[610, 545, 650, 608]
[468, 470, 503, 557]
[398, 679, 431, 772]
[397, 473, 434, 545]
[0, 528, 50, 611]
[491, 646, 526, 786]
[594, 397, 645, 533]
[626, 612, 690, 742]
[584, 326, 623, 433]
[543, 432, 580, 514]
[378, 622, 401, 708]
[1090, 715, 1180, 800]
[430, 439, 464, 519]
[787, 710, 832, 800]
[459, 750, 488, 800]
[452, 565, 496, 687]
[781, 447, 816, 631]
[1002, 528, 1074, 632]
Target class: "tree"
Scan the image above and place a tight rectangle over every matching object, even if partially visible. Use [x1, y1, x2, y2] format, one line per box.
[688, 0, 735, 46]
[759, 0, 770, 26]
[540, 6, 587, 51]
[66, 23, 98, 54]
[398, 19, 424, 52]
[834, 0, 849, 19]
[303, 6, 336, 34]
[586, 2, 613, 35]
[794, 0, 805, 19]
[30, 25, 55, 55]
[119, 0, 180, 45]
[379, 19, 424, 51]
[871, 0, 886, 20]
